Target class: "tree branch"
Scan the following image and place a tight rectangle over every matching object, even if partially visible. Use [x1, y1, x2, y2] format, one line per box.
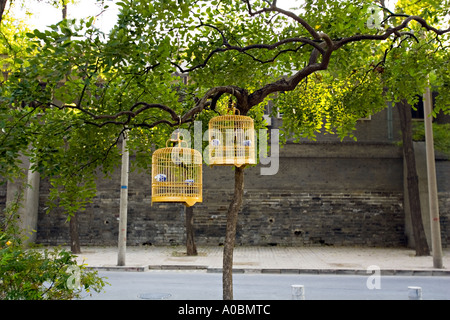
[248, 32, 333, 109]
[335, 15, 450, 49]
[244, 0, 322, 40]
[181, 85, 247, 120]
[173, 34, 324, 74]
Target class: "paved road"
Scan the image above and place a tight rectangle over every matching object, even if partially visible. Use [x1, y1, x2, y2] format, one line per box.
[81, 270, 450, 300]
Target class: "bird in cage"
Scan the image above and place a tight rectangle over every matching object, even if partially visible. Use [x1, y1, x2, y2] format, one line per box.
[171, 149, 193, 171]
[211, 138, 221, 146]
[184, 179, 195, 195]
[154, 174, 167, 182]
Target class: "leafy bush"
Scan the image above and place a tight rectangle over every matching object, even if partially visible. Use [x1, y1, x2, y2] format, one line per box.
[0, 205, 108, 300]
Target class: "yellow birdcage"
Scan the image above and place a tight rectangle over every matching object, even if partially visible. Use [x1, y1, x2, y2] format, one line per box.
[208, 108, 256, 167]
[151, 138, 202, 207]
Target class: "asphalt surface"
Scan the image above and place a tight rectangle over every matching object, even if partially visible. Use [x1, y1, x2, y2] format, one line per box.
[81, 270, 450, 300]
[69, 246, 450, 303]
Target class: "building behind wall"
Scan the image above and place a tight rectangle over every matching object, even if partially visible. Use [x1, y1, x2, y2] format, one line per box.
[1, 101, 449, 248]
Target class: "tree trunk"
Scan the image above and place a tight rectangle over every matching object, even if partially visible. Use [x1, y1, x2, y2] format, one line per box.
[397, 100, 430, 256]
[0, 0, 8, 25]
[185, 206, 197, 256]
[62, 3, 67, 20]
[70, 212, 81, 254]
[223, 166, 245, 300]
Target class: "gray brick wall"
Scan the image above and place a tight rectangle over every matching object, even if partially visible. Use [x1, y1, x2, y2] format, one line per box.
[199, 190, 406, 247]
[34, 142, 425, 247]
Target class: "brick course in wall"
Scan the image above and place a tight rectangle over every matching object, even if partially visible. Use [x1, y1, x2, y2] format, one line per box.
[197, 190, 406, 247]
[34, 188, 407, 247]
[438, 192, 450, 247]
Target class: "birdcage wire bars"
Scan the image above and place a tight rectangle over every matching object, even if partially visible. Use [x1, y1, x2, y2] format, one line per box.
[208, 114, 256, 167]
[151, 140, 202, 207]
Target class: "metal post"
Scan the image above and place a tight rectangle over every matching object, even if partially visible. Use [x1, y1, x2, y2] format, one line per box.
[291, 285, 305, 300]
[423, 86, 443, 269]
[408, 286, 422, 300]
[24, 161, 40, 244]
[117, 133, 129, 266]
[387, 101, 393, 141]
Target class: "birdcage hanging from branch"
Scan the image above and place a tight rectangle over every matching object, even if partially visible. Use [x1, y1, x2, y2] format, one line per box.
[208, 108, 256, 167]
[151, 137, 202, 207]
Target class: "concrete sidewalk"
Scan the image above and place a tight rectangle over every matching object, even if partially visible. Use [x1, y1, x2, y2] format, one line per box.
[73, 245, 450, 275]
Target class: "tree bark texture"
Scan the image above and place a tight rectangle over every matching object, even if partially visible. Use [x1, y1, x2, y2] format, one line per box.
[62, 4, 67, 20]
[70, 212, 81, 254]
[185, 206, 197, 256]
[222, 166, 245, 300]
[0, 0, 7, 24]
[397, 100, 430, 256]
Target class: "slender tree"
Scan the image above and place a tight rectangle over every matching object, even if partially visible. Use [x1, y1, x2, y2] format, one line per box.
[185, 206, 197, 256]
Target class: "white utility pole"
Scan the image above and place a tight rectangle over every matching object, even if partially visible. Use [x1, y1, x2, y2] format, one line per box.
[117, 132, 129, 266]
[423, 85, 443, 269]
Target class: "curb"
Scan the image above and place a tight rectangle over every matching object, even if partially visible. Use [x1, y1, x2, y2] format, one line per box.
[86, 265, 450, 276]
[149, 265, 208, 270]
[87, 266, 148, 272]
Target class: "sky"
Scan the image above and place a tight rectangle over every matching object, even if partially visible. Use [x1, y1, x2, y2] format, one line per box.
[12, 0, 398, 33]
[12, 0, 120, 32]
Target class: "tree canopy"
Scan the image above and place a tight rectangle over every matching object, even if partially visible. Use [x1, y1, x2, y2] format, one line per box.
[1, 0, 449, 215]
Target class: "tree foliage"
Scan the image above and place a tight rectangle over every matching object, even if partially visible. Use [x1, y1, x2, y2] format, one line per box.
[0, 0, 447, 220]
[0, 202, 107, 300]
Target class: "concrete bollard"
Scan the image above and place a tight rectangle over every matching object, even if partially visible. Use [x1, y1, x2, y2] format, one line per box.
[291, 285, 305, 300]
[408, 286, 422, 300]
